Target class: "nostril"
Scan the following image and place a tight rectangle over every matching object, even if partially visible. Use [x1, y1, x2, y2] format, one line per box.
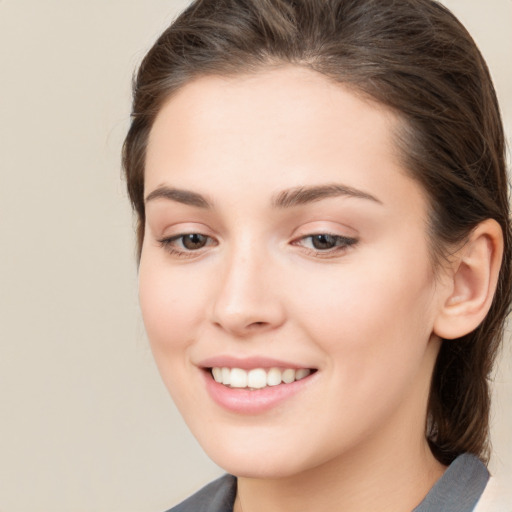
[249, 321, 268, 329]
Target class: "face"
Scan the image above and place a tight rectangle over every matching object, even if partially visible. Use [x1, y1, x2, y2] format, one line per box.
[140, 67, 445, 478]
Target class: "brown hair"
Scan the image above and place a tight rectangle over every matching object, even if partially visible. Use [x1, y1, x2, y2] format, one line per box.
[123, 0, 511, 465]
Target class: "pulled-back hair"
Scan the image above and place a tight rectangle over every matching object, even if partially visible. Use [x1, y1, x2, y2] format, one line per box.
[123, 0, 511, 465]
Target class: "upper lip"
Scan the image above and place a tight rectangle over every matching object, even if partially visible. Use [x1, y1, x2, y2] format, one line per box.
[197, 355, 315, 370]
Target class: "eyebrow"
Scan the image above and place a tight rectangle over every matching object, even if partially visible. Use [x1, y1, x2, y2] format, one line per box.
[272, 183, 382, 208]
[144, 183, 381, 210]
[145, 186, 213, 208]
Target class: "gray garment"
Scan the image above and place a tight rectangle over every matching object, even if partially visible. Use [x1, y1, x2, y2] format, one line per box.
[167, 453, 489, 512]
[412, 454, 489, 512]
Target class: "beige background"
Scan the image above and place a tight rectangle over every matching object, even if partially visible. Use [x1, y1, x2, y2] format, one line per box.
[0, 1, 510, 511]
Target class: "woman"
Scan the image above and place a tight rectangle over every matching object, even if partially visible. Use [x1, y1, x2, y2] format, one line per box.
[123, 0, 511, 510]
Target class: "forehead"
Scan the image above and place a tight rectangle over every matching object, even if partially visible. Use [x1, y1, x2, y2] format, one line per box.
[145, 66, 426, 221]
[146, 65, 401, 177]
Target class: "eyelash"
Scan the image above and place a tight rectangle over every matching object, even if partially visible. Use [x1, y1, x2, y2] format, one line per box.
[157, 233, 216, 258]
[292, 234, 358, 258]
[157, 233, 358, 259]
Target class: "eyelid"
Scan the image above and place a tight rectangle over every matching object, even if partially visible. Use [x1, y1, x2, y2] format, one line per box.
[292, 233, 357, 248]
[291, 219, 359, 237]
[154, 221, 218, 241]
[156, 223, 219, 258]
[289, 222, 359, 258]
[157, 233, 218, 259]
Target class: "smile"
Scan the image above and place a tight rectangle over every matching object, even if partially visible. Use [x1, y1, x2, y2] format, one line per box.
[210, 367, 313, 389]
[200, 359, 318, 413]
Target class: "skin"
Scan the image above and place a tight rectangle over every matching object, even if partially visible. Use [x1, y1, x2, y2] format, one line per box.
[140, 66, 451, 512]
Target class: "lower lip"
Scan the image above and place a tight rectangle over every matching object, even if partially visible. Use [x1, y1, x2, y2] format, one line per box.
[202, 370, 316, 414]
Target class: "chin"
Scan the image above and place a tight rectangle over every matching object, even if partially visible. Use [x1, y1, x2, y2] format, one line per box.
[196, 431, 325, 479]
[211, 453, 307, 479]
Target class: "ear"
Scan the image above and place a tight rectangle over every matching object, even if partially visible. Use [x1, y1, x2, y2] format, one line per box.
[433, 219, 503, 340]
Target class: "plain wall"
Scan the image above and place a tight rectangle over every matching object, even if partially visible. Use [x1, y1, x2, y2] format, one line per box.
[0, 1, 510, 511]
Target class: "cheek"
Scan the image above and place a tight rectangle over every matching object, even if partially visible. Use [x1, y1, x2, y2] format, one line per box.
[297, 265, 436, 438]
[293, 248, 436, 376]
[138, 257, 207, 356]
[138, 257, 213, 414]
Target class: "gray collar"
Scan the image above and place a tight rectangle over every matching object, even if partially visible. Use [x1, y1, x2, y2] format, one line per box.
[168, 453, 489, 512]
[413, 453, 489, 512]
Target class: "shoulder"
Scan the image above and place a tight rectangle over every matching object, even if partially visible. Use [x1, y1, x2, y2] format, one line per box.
[473, 476, 512, 512]
[165, 474, 237, 512]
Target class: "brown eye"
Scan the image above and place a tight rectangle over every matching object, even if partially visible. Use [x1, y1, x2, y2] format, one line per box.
[181, 233, 208, 250]
[158, 232, 215, 256]
[311, 234, 338, 250]
[293, 233, 358, 256]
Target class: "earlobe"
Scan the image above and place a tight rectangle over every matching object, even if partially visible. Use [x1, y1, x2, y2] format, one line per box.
[433, 219, 503, 340]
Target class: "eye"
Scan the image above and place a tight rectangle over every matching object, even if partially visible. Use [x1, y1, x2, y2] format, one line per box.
[158, 233, 216, 256]
[294, 233, 358, 255]
[309, 234, 343, 250]
[179, 233, 209, 250]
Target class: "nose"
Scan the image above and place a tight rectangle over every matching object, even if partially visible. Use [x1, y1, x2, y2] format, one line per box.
[210, 243, 286, 337]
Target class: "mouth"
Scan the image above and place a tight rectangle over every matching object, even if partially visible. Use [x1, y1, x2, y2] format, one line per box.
[200, 358, 318, 413]
[209, 367, 316, 390]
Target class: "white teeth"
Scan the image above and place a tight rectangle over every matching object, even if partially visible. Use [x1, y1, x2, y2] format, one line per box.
[211, 367, 313, 389]
[295, 368, 311, 380]
[281, 368, 296, 384]
[221, 367, 231, 385]
[212, 367, 223, 383]
[247, 368, 267, 389]
[267, 367, 282, 386]
[230, 368, 248, 388]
